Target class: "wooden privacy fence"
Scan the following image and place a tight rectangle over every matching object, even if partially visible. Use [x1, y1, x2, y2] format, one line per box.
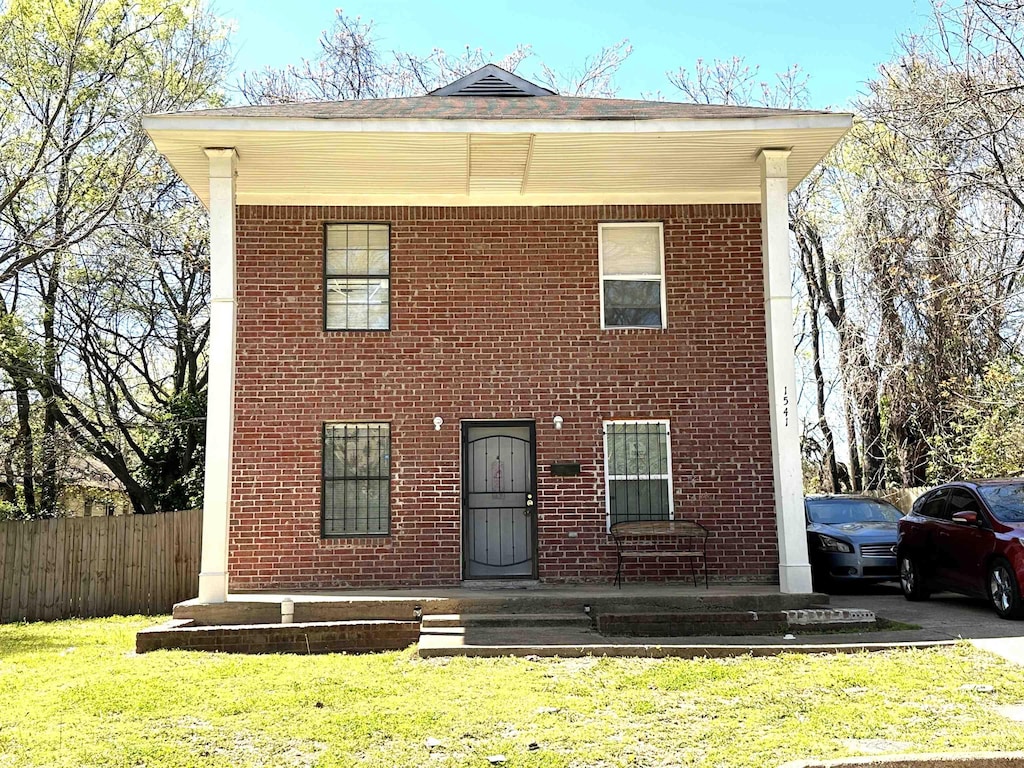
[862, 486, 931, 514]
[0, 508, 201, 623]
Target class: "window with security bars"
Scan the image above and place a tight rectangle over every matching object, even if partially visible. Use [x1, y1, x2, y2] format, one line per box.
[325, 223, 390, 330]
[599, 222, 666, 329]
[603, 420, 673, 527]
[322, 423, 391, 536]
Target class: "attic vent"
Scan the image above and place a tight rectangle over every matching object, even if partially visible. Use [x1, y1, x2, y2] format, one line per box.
[429, 63, 556, 97]
[456, 73, 531, 96]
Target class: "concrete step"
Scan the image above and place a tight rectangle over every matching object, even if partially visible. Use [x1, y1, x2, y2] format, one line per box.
[416, 627, 954, 659]
[421, 612, 592, 628]
[597, 610, 789, 637]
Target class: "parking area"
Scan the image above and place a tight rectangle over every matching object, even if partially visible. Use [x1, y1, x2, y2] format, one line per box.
[828, 581, 1024, 664]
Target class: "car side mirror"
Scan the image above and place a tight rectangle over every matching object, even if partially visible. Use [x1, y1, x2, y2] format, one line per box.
[952, 510, 979, 525]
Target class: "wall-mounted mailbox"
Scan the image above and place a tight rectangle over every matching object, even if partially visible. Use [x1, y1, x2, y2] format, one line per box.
[549, 462, 581, 477]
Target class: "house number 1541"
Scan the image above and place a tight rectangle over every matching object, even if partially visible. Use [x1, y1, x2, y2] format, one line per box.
[783, 386, 789, 427]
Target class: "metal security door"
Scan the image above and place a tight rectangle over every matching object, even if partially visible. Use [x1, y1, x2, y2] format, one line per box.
[462, 421, 537, 579]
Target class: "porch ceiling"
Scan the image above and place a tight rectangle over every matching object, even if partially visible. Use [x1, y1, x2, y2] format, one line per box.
[144, 114, 852, 208]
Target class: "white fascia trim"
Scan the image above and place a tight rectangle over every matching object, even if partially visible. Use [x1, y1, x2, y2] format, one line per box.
[143, 112, 853, 136]
[235, 190, 763, 207]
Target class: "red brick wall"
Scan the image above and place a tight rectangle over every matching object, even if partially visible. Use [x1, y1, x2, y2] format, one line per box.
[229, 204, 778, 590]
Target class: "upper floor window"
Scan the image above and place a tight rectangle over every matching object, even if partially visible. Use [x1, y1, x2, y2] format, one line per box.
[599, 222, 666, 329]
[325, 223, 390, 330]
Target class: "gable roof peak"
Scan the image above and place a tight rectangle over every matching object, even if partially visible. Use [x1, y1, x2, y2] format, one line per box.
[429, 63, 556, 97]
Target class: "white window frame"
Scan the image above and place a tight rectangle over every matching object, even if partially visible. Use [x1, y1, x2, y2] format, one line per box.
[322, 421, 392, 537]
[324, 222, 391, 332]
[602, 419, 674, 531]
[598, 222, 667, 330]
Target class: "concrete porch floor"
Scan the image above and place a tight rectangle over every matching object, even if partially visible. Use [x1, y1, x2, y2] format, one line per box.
[173, 582, 826, 626]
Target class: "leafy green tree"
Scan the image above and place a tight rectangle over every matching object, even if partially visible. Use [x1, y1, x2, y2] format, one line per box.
[0, 0, 228, 515]
[931, 358, 1024, 479]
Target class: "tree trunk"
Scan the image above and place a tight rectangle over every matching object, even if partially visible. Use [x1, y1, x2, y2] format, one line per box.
[13, 375, 37, 516]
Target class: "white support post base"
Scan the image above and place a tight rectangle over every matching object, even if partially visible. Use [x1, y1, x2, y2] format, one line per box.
[759, 148, 813, 595]
[198, 571, 228, 604]
[198, 147, 238, 604]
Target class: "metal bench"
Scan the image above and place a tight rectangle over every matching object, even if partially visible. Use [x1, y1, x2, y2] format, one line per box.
[610, 519, 710, 589]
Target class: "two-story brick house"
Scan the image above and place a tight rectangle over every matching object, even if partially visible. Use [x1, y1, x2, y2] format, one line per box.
[144, 66, 851, 600]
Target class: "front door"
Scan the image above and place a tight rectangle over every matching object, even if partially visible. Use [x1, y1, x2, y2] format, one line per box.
[462, 421, 537, 579]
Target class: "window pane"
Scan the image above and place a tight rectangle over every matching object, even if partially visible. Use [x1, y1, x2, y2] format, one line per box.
[347, 226, 369, 249]
[947, 490, 980, 514]
[326, 226, 348, 252]
[978, 483, 1024, 523]
[609, 480, 671, 524]
[367, 225, 388, 249]
[607, 423, 669, 475]
[345, 248, 369, 275]
[323, 424, 390, 536]
[604, 280, 662, 327]
[367, 249, 389, 274]
[326, 250, 347, 274]
[602, 226, 661, 275]
[367, 303, 389, 330]
[921, 491, 950, 520]
[345, 303, 369, 329]
[326, 278, 390, 330]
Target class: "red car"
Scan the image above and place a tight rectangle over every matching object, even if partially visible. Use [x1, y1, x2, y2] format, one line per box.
[898, 479, 1024, 619]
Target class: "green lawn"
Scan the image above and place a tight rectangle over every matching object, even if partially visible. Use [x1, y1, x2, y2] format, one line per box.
[3, 617, 1024, 767]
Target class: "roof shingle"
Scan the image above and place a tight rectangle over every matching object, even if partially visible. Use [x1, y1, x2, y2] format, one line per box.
[156, 95, 836, 121]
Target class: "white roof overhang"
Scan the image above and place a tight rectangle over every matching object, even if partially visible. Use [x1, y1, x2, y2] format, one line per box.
[143, 113, 852, 208]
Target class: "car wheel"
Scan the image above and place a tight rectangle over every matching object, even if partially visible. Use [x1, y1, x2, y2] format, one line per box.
[899, 554, 929, 601]
[988, 558, 1024, 620]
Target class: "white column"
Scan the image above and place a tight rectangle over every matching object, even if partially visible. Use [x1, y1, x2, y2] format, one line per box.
[759, 148, 813, 594]
[198, 148, 237, 603]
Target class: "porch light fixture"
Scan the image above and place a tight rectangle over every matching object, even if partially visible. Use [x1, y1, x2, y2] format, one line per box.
[553, 415, 564, 430]
[433, 416, 443, 431]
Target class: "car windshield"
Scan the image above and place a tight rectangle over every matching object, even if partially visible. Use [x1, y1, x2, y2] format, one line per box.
[977, 483, 1024, 523]
[806, 499, 902, 525]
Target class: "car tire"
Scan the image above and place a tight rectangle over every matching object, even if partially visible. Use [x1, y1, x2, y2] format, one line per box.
[899, 553, 929, 601]
[988, 558, 1024, 620]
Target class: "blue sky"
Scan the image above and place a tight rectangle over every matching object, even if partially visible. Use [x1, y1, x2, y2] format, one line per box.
[215, 0, 933, 109]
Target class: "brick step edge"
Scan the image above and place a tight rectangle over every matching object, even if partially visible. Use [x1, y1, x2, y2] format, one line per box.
[136, 618, 420, 654]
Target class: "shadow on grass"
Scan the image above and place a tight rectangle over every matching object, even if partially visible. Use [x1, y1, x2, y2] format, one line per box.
[0, 631, 80, 655]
